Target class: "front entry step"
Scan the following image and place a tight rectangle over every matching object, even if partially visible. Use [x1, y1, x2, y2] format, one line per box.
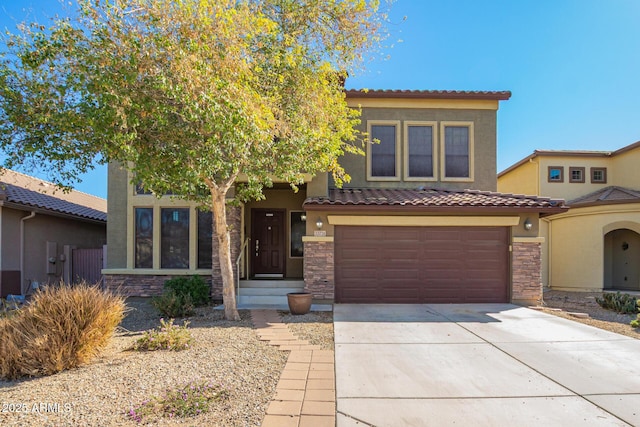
[238, 279, 304, 306]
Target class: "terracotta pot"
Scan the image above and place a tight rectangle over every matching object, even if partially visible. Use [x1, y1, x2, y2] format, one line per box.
[287, 292, 312, 315]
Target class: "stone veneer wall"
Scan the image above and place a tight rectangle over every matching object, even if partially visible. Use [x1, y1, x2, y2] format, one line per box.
[511, 241, 542, 304]
[104, 274, 214, 297]
[104, 205, 242, 301]
[303, 240, 334, 300]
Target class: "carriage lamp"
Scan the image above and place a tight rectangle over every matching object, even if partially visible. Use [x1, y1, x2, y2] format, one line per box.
[316, 217, 323, 230]
[523, 218, 533, 231]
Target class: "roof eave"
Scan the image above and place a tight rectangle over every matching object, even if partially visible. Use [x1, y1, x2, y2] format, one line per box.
[303, 203, 566, 215]
[345, 89, 512, 101]
[0, 200, 107, 224]
[567, 199, 640, 209]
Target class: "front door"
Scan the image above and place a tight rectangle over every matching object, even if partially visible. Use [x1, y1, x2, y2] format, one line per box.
[252, 209, 286, 278]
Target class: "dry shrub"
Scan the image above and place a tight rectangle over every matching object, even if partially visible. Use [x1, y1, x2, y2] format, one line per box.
[0, 283, 126, 380]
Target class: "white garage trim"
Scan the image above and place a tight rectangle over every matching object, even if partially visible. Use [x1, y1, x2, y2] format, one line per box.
[327, 215, 520, 227]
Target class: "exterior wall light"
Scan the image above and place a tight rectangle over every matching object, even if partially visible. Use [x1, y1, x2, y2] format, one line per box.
[524, 218, 533, 231]
[316, 217, 323, 229]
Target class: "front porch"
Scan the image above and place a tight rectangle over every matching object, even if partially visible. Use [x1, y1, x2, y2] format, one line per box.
[237, 279, 332, 311]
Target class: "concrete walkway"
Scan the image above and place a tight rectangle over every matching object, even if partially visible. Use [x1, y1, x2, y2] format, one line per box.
[251, 310, 336, 427]
[334, 304, 640, 427]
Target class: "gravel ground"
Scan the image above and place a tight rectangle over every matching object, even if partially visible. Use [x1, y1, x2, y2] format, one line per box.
[0, 298, 288, 427]
[279, 311, 334, 350]
[542, 290, 640, 339]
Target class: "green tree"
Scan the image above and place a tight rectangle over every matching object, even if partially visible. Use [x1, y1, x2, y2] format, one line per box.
[0, 0, 386, 320]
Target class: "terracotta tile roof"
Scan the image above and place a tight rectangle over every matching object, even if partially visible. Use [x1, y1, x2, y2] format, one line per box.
[0, 169, 106, 222]
[568, 186, 640, 208]
[346, 89, 512, 100]
[304, 188, 565, 213]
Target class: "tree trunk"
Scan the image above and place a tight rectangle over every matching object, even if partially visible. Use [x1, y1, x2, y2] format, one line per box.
[210, 188, 240, 321]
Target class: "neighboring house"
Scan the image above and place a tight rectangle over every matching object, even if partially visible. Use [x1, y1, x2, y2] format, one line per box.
[103, 89, 566, 305]
[0, 170, 107, 297]
[498, 141, 640, 293]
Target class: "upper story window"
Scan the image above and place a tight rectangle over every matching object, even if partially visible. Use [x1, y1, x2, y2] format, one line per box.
[441, 122, 474, 181]
[569, 167, 585, 183]
[591, 167, 607, 184]
[404, 121, 436, 181]
[367, 121, 401, 181]
[548, 166, 564, 183]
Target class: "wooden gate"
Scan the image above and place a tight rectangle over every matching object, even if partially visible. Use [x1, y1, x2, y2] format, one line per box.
[72, 248, 104, 285]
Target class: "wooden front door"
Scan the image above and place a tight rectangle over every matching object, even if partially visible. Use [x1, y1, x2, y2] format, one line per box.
[252, 209, 286, 278]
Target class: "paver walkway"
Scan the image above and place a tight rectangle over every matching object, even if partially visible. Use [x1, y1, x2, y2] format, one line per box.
[251, 310, 336, 427]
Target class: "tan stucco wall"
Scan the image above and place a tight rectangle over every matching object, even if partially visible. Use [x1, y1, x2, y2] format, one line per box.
[336, 107, 499, 191]
[611, 148, 640, 190]
[497, 160, 539, 196]
[543, 203, 640, 291]
[245, 188, 307, 278]
[539, 219, 550, 288]
[307, 210, 540, 238]
[20, 211, 105, 287]
[106, 162, 129, 268]
[537, 157, 611, 201]
[1, 207, 23, 270]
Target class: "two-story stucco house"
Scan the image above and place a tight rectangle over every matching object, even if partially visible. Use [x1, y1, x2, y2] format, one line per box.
[498, 141, 640, 293]
[103, 89, 566, 306]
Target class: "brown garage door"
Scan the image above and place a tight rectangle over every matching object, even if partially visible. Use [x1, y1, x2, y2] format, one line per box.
[334, 226, 509, 303]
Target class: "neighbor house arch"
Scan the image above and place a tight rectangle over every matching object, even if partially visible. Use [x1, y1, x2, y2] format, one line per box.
[603, 224, 640, 291]
[603, 220, 640, 236]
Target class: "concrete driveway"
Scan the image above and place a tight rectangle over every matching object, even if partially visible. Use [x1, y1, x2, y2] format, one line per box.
[334, 304, 640, 426]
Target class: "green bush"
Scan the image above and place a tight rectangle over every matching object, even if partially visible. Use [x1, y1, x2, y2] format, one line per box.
[132, 318, 193, 351]
[631, 301, 640, 328]
[152, 290, 195, 318]
[127, 380, 228, 423]
[596, 292, 639, 315]
[0, 283, 125, 380]
[164, 276, 210, 307]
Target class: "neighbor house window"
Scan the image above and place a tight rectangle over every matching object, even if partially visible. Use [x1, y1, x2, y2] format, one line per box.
[441, 122, 474, 181]
[367, 121, 401, 180]
[134, 208, 153, 268]
[161, 208, 190, 269]
[548, 166, 564, 183]
[569, 167, 585, 183]
[290, 212, 306, 258]
[591, 167, 607, 183]
[404, 122, 436, 181]
[197, 210, 213, 269]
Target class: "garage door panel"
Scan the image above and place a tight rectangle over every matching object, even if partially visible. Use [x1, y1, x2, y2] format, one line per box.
[381, 269, 419, 280]
[335, 225, 509, 303]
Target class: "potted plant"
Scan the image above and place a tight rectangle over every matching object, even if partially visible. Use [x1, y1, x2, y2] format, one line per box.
[286, 292, 312, 315]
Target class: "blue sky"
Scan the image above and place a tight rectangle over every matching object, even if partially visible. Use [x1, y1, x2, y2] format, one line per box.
[2, 0, 639, 199]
